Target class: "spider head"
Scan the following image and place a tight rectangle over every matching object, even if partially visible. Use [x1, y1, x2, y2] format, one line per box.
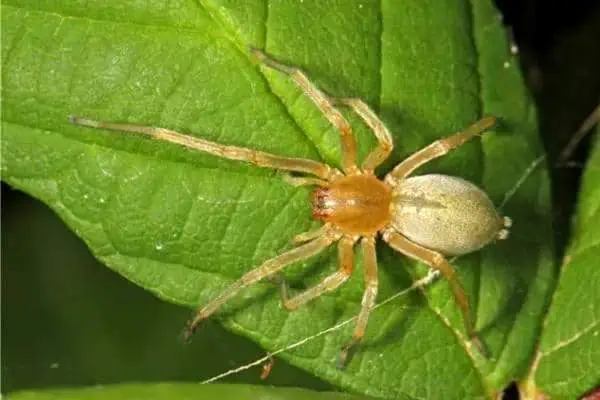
[310, 175, 392, 236]
[310, 186, 332, 221]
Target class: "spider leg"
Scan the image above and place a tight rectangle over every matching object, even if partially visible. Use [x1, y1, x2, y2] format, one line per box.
[338, 236, 378, 368]
[69, 116, 338, 181]
[382, 229, 487, 356]
[251, 48, 358, 175]
[386, 116, 497, 182]
[292, 224, 331, 244]
[332, 98, 393, 172]
[181, 229, 341, 341]
[281, 174, 330, 187]
[273, 236, 356, 310]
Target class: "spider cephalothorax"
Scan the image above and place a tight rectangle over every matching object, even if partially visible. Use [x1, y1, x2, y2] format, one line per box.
[311, 174, 392, 235]
[70, 48, 511, 367]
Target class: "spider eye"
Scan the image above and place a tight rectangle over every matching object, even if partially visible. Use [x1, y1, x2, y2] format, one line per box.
[311, 187, 332, 221]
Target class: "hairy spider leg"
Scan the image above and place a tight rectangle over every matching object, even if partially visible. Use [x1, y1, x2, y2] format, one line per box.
[386, 116, 497, 182]
[331, 98, 394, 173]
[382, 229, 486, 355]
[338, 236, 379, 367]
[68, 116, 338, 181]
[251, 48, 359, 175]
[273, 235, 357, 310]
[181, 229, 342, 340]
[281, 175, 331, 188]
[292, 224, 332, 244]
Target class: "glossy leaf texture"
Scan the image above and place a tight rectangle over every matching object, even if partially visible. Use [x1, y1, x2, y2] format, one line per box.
[1, 1, 554, 398]
[523, 126, 600, 399]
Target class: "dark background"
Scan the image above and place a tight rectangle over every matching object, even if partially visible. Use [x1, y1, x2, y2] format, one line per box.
[3, 1, 600, 398]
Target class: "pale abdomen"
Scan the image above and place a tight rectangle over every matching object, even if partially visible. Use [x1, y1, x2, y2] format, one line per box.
[390, 174, 505, 256]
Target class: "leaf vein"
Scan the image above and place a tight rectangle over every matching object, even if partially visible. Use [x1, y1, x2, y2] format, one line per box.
[1, 9, 29, 73]
[540, 319, 599, 358]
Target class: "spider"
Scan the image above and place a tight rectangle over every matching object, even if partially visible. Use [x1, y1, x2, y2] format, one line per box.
[70, 48, 511, 367]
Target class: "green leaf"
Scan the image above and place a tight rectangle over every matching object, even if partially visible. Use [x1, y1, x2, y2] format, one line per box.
[523, 126, 600, 399]
[7, 383, 376, 400]
[1, 1, 554, 398]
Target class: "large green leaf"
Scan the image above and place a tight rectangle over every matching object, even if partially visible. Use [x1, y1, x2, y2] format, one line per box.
[1, 187, 331, 392]
[1, 1, 554, 398]
[522, 126, 600, 399]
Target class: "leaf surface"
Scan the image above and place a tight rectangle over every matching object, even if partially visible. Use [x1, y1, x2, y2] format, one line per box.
[1, 1, 554, 398]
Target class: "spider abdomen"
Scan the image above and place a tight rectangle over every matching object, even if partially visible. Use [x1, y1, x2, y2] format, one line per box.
[390, 174, 508, 256]
[312, 174, 392, 236]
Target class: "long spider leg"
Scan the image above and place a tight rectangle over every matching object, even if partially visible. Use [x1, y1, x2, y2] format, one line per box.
[273, 235, 356, 310]
[181, 229, 342, 341]
[69, 116, 338, 181]
[386, 116, 497, 182]
[251, 48, 359, 175]
[331, 98, 393, 173]
[382, 229, 487, 356]
[338, 236, 378, 368]
[281, 174, 330, 187]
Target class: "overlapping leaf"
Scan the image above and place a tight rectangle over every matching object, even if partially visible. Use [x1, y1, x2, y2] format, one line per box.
[7, 383, 377, 400]
[523, 125, 600, 399]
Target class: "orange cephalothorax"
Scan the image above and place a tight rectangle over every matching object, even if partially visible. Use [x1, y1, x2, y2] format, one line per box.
[311, 174, 392, 236]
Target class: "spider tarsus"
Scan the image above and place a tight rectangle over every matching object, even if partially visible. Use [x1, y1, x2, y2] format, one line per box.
[248, 47, 295, 75]
[337, 340, 360, 369]
[470, 335, 489, 358]
[487, 115, 505, 132]
[179, 319, 202, 344]
[270, 273, 295, 311]
[179, 329, 193, 344]
[68, 115, 100, 129]
[249, 46, 266, 63]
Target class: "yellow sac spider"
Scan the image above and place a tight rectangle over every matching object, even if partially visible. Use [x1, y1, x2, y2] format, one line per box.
[70, 48, 511, 367]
